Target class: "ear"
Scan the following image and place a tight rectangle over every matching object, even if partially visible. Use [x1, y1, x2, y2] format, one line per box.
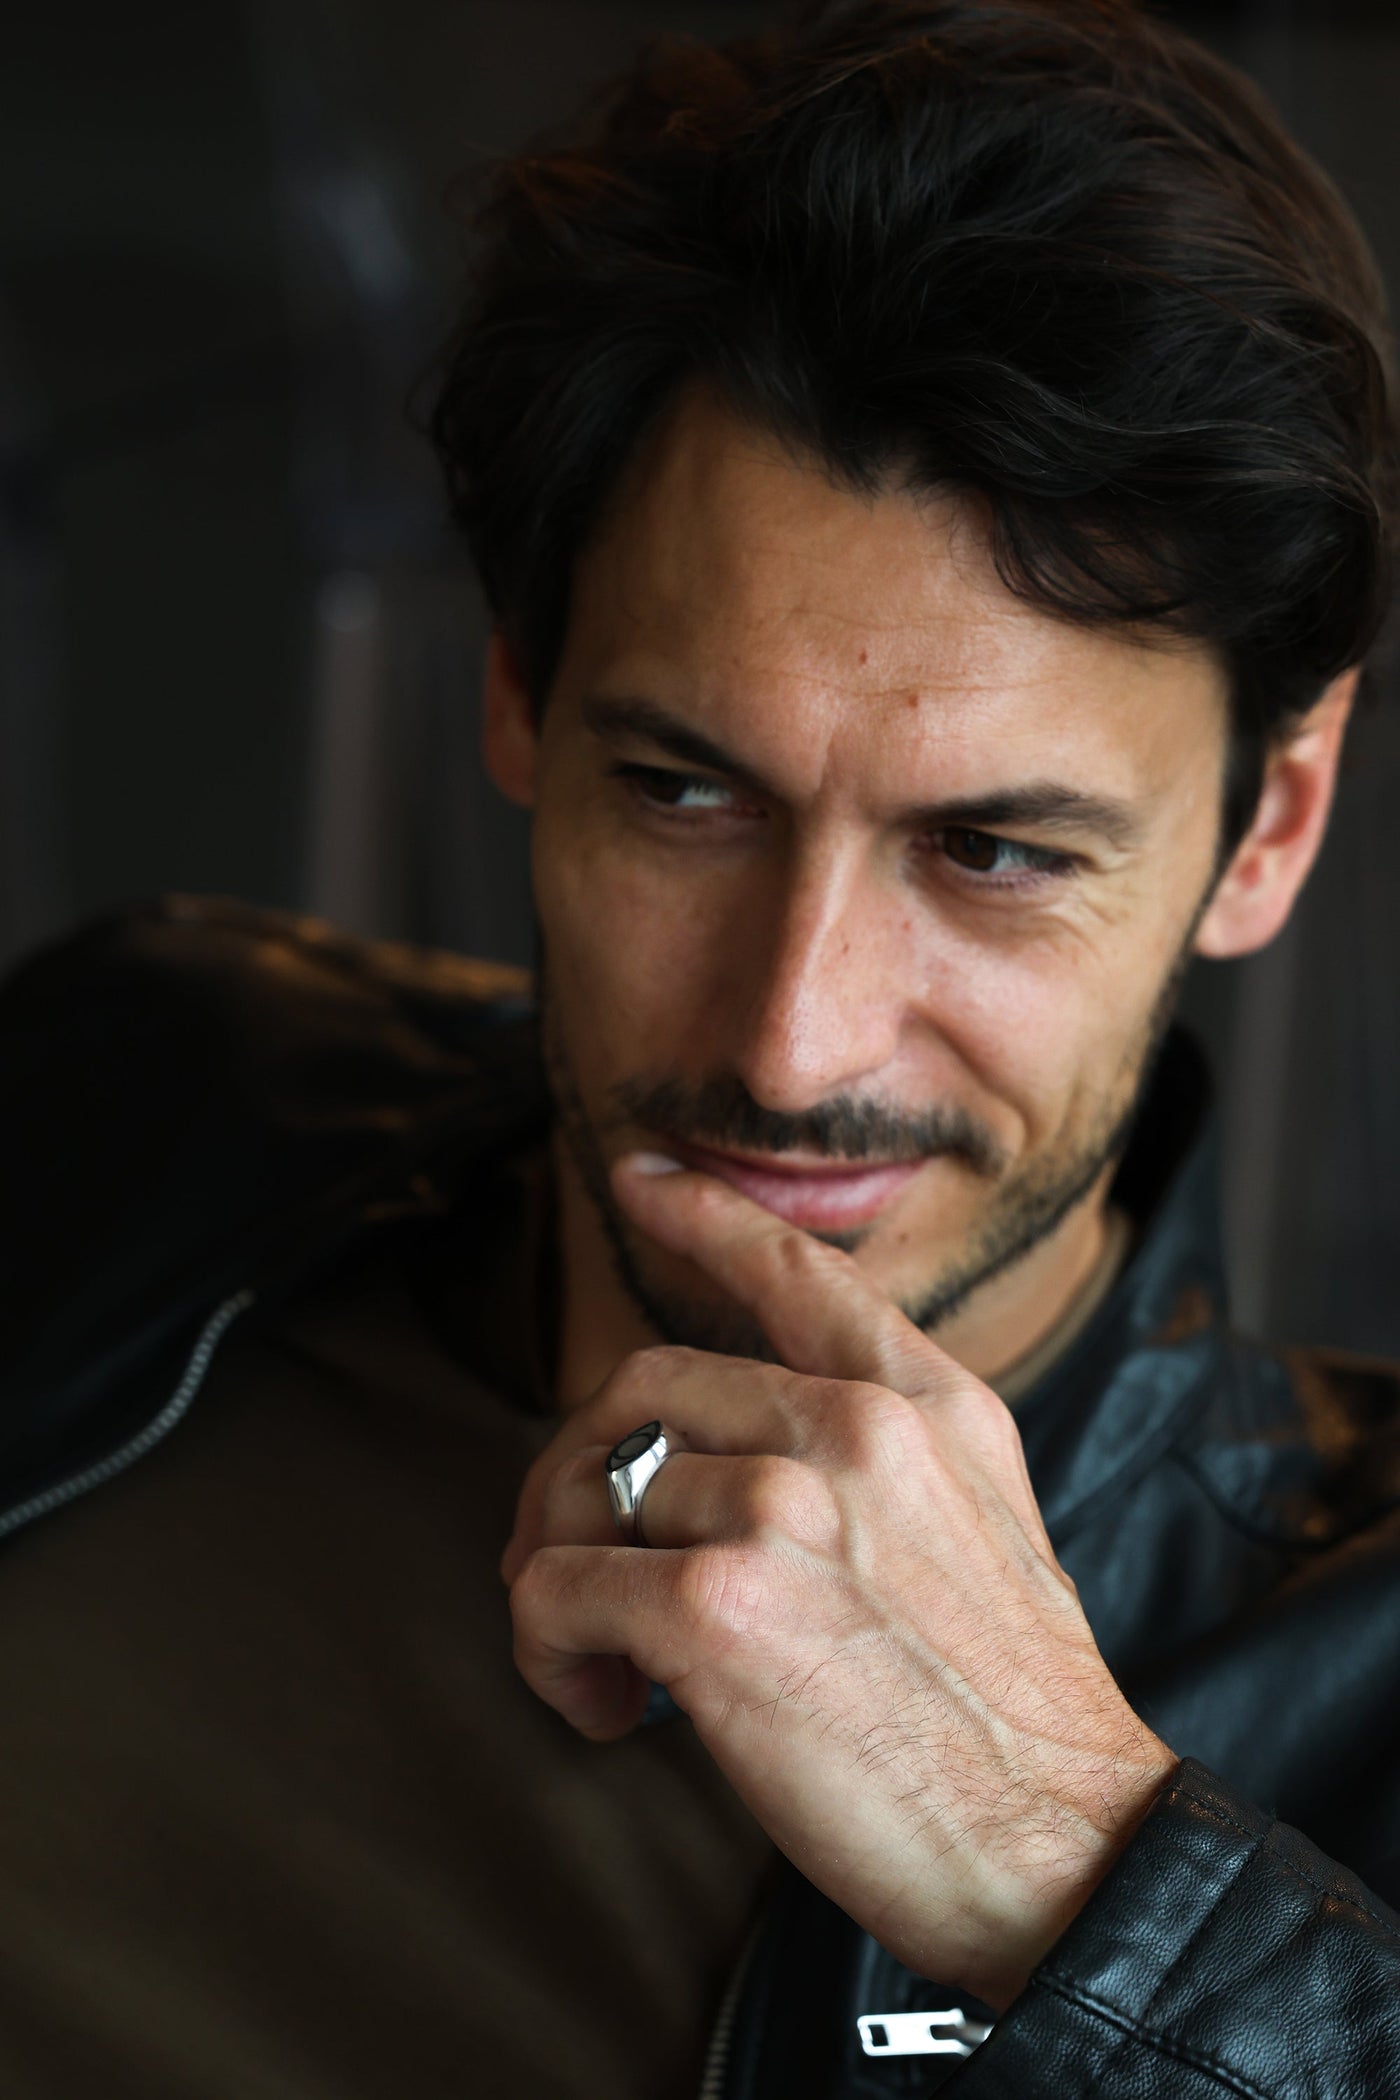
[1194, 669, 1359, 960]
[482, 628, 539, 809]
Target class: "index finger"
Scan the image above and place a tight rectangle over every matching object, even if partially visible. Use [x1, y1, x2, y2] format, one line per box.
[611, 1155, 958, 1399]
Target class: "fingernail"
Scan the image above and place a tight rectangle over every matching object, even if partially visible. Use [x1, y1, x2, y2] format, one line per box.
[623, 1151, 684, 1176]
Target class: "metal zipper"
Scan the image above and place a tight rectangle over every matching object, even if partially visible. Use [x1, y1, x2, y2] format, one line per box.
[697, 1914, 764, 2100]
[0, 1290, 255, 1544]
[857, 2009, 993, 2057]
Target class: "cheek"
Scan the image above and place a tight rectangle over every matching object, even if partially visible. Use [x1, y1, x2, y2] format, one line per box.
[531, 806, 736, 1081]
[912, 908, 1178, 1151]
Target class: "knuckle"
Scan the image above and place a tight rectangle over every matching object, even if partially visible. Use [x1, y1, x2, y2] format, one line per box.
[764, 1225, 843, 1291]
[944, 1375, 1020, 1455]
[626, 1341, 682, 1382]
[675, 1541, 767, 1643]
[536, 1446, 610, 1540]
[843, 1381, 926, 1467]
[606, 1343, 687, 1411]
[507, 1543, 562, 1625]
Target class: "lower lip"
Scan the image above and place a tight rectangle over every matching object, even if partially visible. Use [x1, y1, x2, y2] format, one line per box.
[670, 1143, 923, 1230]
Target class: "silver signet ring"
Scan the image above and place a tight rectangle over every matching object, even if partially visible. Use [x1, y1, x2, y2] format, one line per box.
[605, 1420, 674, 1547]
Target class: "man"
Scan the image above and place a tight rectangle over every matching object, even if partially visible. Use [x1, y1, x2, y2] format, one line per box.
[2, 0, 1399, 2093]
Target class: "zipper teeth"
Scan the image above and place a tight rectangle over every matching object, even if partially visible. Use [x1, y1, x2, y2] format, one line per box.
[0, 1290, 254, 1544]
[697, 1915, 763, 2100]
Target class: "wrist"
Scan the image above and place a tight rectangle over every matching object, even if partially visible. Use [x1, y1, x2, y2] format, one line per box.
[960, 1731, 1179, 2013]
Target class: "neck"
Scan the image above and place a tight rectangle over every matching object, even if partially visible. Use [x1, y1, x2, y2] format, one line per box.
[550, 1133, 1119, 1413]
[930, 1167, 1119, 1391]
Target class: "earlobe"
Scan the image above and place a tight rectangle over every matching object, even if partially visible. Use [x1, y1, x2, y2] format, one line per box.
[1193, 670, 1358, 960]
[482, 629, 540, 809]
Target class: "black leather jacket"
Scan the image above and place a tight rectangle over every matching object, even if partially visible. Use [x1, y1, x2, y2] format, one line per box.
[3, 898, 1399, 2099]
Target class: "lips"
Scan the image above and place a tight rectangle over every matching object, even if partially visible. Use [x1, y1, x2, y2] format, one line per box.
[668, 1138, 923, 1230]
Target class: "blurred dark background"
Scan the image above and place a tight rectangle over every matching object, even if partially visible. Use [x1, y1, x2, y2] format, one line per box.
[3, 0, 1398, 1352]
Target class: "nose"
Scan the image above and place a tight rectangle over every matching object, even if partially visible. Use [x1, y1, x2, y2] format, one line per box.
[727, 840, 911, 1116]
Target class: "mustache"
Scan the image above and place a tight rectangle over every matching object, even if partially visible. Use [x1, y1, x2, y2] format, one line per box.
[612, 1072, 1008, 1180]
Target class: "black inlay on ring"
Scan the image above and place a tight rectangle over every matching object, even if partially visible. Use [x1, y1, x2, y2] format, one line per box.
[608, 1422, 662, 1470]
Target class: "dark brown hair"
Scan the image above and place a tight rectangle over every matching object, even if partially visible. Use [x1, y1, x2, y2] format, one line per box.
[430, 0, 1398, 849]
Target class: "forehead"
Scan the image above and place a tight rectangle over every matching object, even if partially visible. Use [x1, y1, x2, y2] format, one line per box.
[557, 388, 1227, 798]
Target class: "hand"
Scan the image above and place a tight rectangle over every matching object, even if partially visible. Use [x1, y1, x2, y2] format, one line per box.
[502, 1159, 1176, 2012]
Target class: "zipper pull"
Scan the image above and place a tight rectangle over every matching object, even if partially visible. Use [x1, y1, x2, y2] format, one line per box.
[856, 2009, 993, 2058]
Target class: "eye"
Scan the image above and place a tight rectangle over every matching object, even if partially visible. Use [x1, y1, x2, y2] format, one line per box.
[614, 763, 753, 816]
[937, 827, 1075, 886]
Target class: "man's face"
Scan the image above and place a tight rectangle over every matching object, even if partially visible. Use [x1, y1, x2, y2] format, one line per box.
[516, 390, 1229, 1359]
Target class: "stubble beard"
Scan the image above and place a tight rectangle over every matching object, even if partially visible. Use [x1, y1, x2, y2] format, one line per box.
[543, 935, 1196, 1365]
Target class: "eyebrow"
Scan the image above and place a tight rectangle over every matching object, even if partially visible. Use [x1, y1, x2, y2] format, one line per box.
[584, 695, 766, 790]
[921, 783, 1146, 851]
[582, 694, 1146, 851]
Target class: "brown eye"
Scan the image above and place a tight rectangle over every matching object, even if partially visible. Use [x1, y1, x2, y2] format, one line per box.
[944, 827, 1001, 872]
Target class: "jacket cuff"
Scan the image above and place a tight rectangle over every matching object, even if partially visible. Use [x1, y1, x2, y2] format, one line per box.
[951, 1757, 1400, 2097]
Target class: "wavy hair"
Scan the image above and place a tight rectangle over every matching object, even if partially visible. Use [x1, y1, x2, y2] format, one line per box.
[430, 0, 1398, 849]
